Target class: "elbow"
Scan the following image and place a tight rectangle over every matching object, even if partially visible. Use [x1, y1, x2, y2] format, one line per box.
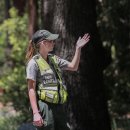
[75, 68, 78, 71]
[68, 63, 78, 71]
[72, 67, 78, 71]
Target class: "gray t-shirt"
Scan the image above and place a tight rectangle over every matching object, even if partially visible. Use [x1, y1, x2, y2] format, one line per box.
[26, 54, 69, 82]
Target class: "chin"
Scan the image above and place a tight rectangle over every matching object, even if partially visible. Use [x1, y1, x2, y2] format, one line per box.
[50, 49, 53, 51]
[49, 49, 54, 52]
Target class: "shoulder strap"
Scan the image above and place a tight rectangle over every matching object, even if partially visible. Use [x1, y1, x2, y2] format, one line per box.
[48, 55, 62, 80]
[48, 55, 62, 103]
[33, 55, 50, 75]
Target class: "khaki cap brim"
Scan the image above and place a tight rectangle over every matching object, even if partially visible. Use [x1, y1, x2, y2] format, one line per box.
[45, 34, 59, 40]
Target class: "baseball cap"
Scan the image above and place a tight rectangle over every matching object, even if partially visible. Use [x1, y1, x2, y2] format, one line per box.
[32, 30, 59, 44]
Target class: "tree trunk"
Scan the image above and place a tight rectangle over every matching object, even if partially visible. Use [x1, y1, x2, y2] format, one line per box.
[41, 0, 56, 30]
[4, 0, 10, 18]
[12, 0, 26, 16]
[4, 0, 12, 48]
[28, 0, 38, 39]
[41, 0, 111, 130]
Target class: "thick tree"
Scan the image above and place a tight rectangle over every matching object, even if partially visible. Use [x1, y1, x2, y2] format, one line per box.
[41, 0, 111, 130]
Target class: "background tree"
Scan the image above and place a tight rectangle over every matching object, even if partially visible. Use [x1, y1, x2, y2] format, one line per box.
[12, 0, 26, 16]
[41, 0, 111, 130]
[97, 0, 130, 116]
[28, 0, 38, 38]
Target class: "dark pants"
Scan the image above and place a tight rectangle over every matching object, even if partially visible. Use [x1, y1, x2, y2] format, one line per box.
[35, 100, 70, 130]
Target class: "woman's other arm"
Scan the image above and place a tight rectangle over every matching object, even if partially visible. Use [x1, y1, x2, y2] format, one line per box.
[28, 79, 43, 127]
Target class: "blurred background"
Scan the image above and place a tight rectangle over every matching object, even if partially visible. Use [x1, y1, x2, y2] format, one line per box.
[0, 0, 129, 130]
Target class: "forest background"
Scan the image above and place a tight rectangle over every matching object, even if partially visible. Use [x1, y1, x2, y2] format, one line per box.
[0, 0, 129, 130]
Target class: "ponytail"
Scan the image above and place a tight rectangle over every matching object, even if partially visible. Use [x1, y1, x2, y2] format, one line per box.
[25, 40, 36, 63]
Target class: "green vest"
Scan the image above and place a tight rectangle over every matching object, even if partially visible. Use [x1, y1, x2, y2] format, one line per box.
[34, 54, 68, 104]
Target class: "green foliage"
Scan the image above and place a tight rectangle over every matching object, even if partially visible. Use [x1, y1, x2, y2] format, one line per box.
[0, 7, 28, 62]
[0, 7, 30, 120]
[97, 0, 130, 116]
[0, 115, 26, 130]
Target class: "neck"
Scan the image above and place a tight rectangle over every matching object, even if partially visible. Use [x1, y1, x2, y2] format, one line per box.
[39, 50, 48, 61]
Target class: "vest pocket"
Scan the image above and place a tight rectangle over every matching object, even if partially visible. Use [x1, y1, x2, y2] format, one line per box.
[40, 90, 59, 104]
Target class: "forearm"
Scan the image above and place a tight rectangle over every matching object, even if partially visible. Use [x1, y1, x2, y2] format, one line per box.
[28, 87, 44, 126]
[28, 88, 39, 114]
[68, 47, 81, 71]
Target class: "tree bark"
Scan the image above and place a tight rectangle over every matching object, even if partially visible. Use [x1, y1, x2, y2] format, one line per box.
[41, 0, 56, 30]
[41, 0, 111, 130]
[28, 0, 38, 39]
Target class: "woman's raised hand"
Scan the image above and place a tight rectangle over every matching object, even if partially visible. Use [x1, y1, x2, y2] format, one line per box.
[76, 33, 90, 49]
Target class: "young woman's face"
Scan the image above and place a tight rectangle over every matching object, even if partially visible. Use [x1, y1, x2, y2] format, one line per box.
[40, 40, 55, 52]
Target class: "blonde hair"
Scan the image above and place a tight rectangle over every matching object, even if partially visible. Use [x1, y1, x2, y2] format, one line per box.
[25, 40, 39, 63]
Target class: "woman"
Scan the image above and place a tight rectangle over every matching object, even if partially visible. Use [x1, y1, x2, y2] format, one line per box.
[26, 29, 90, 130]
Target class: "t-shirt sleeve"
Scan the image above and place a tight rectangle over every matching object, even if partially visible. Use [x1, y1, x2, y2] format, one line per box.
[55, 55, 70, 70]
[26, 59, 38, 81]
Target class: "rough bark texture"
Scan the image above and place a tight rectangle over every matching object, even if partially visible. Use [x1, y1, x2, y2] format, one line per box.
[41, 0, 111, 130]
[41, 0, 56, 30]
